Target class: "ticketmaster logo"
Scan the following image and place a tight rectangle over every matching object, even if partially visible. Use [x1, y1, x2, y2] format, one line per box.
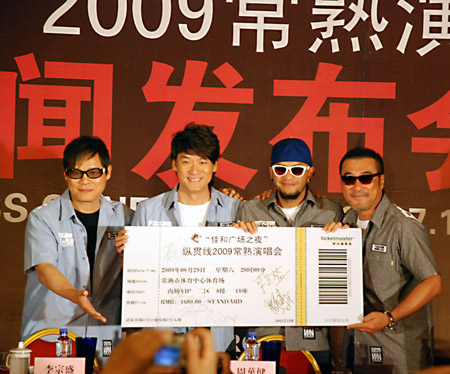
[321, 236, 353, 241]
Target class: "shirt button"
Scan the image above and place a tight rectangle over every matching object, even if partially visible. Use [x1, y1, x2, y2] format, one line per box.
[82, 256, 87, 261]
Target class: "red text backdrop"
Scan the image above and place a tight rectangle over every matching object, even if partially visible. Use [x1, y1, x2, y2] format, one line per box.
[1, 0, 449, 357]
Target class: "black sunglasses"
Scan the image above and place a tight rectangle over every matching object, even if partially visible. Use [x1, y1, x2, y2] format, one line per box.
[340, 172, 382, 186]
[66, 167, 106, 179]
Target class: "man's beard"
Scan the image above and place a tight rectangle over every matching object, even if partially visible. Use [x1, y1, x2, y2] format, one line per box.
[279, 190, 301, 200]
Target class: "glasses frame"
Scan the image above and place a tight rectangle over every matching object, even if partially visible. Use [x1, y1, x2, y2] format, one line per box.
[340, 172, 383, 186]
[271, 164, 311, 178]
[65, 167, 106, 180]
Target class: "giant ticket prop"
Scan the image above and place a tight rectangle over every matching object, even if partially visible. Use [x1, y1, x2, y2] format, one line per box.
[122, 227, 363, 327]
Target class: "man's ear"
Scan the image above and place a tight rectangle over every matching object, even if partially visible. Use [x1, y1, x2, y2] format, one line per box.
[172, 159, 178, 172]
[106, 165, 112, 181]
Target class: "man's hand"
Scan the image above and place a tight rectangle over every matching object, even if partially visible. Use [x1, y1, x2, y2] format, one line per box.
[115, 229, 128, 255]
[323, 221, 350, 233]
[185, 328, 218, 374]
[36, 262, 107, 323]
[219, 188, 244, 201]
[254, 188, 275, 200]
[102, 330, 174, 374]
[217, 352, 232, 374]
[233, 220, 258, 234]
[103, 328, 229, 374]
[74, 289, 107, 323]
[347, 312, 389, 334]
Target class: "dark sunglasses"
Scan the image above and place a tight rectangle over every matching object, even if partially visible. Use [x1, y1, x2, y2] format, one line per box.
[272, 164, 310, 177]
[340, 172, 382, 186]
[65, 167, 106, 179]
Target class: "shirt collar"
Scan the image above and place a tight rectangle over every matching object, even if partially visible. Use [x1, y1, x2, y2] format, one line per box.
[343, 193, 389, 229]
[210, 187, 225, 208]
[367, 193, 390, 229]
[60, 189, 76, 221]
[163, 185, 221, 209]
[59, 189, 114, 221]
[162, 185, 180, 210]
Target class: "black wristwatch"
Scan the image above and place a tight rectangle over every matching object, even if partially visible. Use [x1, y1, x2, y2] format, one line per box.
[384, 311, 396, 330]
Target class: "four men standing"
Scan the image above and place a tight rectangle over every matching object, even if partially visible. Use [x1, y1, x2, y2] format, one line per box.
[20, 130, 442, 373]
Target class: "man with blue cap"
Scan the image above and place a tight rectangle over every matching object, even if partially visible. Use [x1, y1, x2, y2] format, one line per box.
[236, 138, 343, 373]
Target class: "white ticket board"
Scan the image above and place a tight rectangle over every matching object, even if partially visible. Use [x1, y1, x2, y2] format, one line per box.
[122, 227, 363, 327]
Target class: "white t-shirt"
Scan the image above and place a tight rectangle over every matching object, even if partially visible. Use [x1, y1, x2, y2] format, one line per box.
[279, 203, 302, 224]
[179, 200, 210, 226]
[178, 199, 231, 351]
[357, 217, 370, 230]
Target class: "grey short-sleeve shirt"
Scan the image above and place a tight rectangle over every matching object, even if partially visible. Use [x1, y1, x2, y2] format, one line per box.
[132, 185, 241, 227]
[21, 189, 134, 340]
[343, 194, 440, 373]
[237, 188, 344, 352]
[130, 185, 241, 352]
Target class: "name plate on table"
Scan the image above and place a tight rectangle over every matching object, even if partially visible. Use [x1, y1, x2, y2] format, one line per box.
[34, 358, 85, 374]
[122, 227, 363, 327]
[230, 360, 275, 374]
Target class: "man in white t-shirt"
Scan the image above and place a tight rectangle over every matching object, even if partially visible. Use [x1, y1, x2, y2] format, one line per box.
[236, 138, 343, 373]
[116, 123, 242, 351]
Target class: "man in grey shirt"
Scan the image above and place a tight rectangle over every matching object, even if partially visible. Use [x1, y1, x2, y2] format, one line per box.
[325, 147, 441, 373]
[116, 123, 242, 352]
[237, 138, 343, 373]
[21, 136, 133, 367]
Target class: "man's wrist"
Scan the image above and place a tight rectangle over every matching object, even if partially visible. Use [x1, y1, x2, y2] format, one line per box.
[384, 311, 395, 330]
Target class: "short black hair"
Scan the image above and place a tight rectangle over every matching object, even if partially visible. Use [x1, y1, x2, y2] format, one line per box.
[63, 136, 110, 172]
[339, 148, 384, 174]
[171, 123, 220, 164]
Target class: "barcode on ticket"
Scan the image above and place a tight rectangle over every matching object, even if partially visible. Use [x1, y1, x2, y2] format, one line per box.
[318, 248, 348, 304]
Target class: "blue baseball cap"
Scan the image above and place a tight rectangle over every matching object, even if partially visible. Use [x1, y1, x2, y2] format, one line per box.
[271, 138, 313, 166]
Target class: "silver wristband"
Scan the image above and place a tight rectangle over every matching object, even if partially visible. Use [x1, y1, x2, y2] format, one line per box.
[384, 311, 395, 330]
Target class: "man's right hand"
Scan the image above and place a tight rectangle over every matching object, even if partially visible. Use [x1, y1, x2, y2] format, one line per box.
[186, 328, 220, 374]
[115, 229, 128, 254]
[74, 289, 107, 323]
[219, 187, 244, 201]
[36, 262, 107, 323]
[323, 221, 350, 233]
[254, 188, 275, 200]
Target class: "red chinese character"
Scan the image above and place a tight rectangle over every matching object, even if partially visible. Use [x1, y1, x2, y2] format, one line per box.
[409, 90, 450, 191]
[272, 62, 395, 192]
[13, 53, 113, 162]
[132, 60, 256, 189]
[0, 71, 17, 179]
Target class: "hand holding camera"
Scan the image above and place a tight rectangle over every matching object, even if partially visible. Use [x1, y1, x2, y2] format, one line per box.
[102, 328, 229, 374]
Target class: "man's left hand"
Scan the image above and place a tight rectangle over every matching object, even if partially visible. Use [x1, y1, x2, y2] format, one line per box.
[219, 188, 244, 201]
[232, 220, 258, 234]
[347, 311, 389, 334]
